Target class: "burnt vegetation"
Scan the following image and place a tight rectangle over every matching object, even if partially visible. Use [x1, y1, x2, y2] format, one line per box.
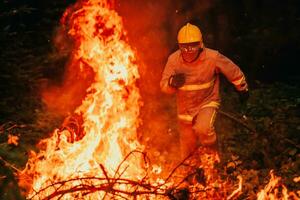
[0, 0, 299, 199]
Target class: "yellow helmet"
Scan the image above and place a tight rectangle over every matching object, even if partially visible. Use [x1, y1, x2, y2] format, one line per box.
[177, 23, 203, 44]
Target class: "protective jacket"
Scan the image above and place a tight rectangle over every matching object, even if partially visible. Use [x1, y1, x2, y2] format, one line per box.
[160, 48, 247, 122]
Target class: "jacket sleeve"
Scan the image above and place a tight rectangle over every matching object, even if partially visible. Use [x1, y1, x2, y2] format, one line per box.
[215, 52, 248, 91]
[160, 56, 177, 94]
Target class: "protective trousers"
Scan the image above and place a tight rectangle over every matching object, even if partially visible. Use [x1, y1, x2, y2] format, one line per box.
[178, 107, 217, 160]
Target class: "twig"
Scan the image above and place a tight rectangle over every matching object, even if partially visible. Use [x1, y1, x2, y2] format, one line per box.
[113, 150, 149, 179]
[99, 164, 110, 200]
[0, 156, 22, 173]
[29, 176, 167, 200]
[173, 170, 198, 189]
[113, 150, 152, 191]
[219, 110, 256, 133]
[29, 176, 161, 200]
[283, 138, 300, 150]
[220, 110, 300, 150]
[164, 147, 198, 184]
[0, 121, 14, 134]
[227, 175, 243, 200]
[43, 184, 167, 200]
[29, 149, 231, 199]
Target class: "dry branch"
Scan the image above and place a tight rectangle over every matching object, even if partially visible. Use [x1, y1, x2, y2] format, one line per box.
[0, 156, 22, 173]
[218, 110, 256, 133]
[219, 110, 300, 150]
[26, 148, 241, 200]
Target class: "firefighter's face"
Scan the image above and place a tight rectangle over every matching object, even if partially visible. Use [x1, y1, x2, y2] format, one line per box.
[179, 42, 202, 63]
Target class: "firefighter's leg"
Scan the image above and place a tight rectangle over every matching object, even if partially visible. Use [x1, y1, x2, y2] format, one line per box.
[178, 121, 198, 160]
[192, 107, 218, 146]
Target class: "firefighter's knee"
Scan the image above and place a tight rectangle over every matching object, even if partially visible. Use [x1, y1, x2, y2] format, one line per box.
[192, 118, 212, 136]
[193, 120, 216, 146]
[192, 107, 218, 146]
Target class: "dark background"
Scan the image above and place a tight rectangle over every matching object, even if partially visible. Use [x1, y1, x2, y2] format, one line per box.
[1, 0, 300, 82]
[1, 0, 299, 122]
[0, 1, 299, 199]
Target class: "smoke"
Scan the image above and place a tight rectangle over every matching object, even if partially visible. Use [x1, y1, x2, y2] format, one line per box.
[115, 0, 217, 160]
[115, 0, 178, 158]
[41, 3, 95, 116]
[40, 0, 217, 160]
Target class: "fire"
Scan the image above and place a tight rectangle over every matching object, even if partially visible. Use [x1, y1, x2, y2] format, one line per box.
[21, 0, 148, 199]
[257, 171, 299, 200]
[19, 0, 299, 199]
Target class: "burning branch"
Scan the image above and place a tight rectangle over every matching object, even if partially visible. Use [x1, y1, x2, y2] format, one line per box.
[256, 170, 300, 200]
[20, 1, 294, 199]
[27, 150, 160, 199]
[164, 147, 198, 184]
[27, 148, 244, 200]
[226, 175, 243, 200]
[29, 177, 168, 200]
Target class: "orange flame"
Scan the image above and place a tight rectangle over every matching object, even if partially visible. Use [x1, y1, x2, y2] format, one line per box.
[19, 1, 298, 199]
[257, 170, 299, 200]
[21, 0, 149, 199]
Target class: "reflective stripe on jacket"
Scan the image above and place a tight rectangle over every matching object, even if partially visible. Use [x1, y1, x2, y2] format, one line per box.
[160, 47, 247, 118]
[179, 77, 215, 91]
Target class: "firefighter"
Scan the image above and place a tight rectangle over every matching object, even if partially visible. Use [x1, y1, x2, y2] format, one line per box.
[160, 23, 249, 159]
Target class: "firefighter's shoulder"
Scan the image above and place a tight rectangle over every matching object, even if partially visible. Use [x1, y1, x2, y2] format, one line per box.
[204, 48, 219, 58]
[167, 50, 181, 62]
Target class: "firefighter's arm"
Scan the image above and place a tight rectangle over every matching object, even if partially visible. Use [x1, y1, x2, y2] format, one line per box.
[160, 57, 177, 94]
[215, 52, 248, 91]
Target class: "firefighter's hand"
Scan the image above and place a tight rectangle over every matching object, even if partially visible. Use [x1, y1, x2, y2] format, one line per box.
[238, 89, 249, 104]
[168, 73, 185, 88]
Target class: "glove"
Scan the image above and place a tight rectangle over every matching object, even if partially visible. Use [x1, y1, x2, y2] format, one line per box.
[238, 89, 249, 104]
[168, 73, 185, 88]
